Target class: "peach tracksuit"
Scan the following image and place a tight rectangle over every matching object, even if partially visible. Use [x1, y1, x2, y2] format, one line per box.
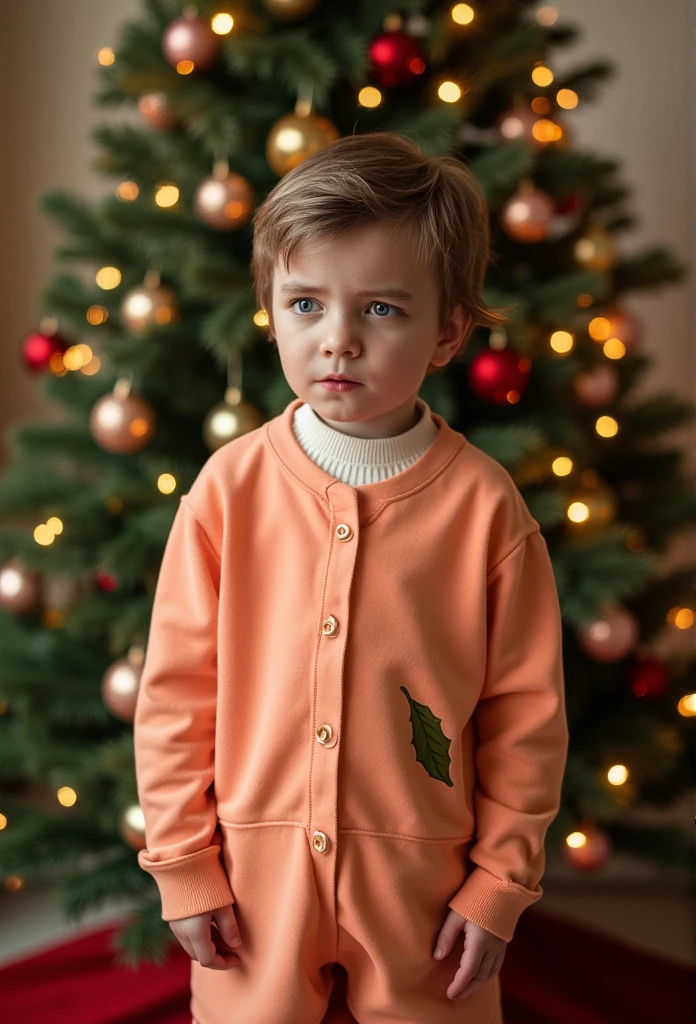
[133, 396, 569, 1024]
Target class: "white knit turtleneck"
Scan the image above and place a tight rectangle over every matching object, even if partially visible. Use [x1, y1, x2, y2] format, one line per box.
[291, 396, 439, 485]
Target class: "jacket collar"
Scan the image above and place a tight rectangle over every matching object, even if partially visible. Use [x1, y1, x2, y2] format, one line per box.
[264, 398, 467, 525]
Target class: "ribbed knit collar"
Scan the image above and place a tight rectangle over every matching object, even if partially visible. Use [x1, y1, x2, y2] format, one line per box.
[291, 395, 439, 484]
[264, 397, 468, 525]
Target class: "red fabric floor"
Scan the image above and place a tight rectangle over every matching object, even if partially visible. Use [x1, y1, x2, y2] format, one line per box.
[0, 907, 693, 1023]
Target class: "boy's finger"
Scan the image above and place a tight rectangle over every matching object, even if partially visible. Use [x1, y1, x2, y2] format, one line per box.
[445, 950, 481, 999]
[191, 932, 238, 970]
[433, 916, 463, 958]
[213, 905, 242, 947]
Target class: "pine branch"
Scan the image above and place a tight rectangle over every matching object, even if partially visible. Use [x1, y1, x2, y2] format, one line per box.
[526, 269, 610, 318]
[613, 248, 689, 292]
[553, 530, 659, 626]
[110, 898, 174, 968]
[554, 59, 616, 102]
[464, 422, 546, 466]
[55, 850, 151, 922]
[468, 140, 535, 200]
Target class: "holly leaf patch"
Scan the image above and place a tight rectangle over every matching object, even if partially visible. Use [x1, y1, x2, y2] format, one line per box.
[399, 686, 453, 786]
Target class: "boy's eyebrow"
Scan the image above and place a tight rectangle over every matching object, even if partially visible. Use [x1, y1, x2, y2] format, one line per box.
[279, 281, 415, 300]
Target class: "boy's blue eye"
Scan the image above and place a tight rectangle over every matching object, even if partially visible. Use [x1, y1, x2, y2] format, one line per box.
[288, 298, 401, 317]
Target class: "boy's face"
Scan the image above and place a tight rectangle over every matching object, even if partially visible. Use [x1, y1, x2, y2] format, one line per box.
[270, 220, 471, 438]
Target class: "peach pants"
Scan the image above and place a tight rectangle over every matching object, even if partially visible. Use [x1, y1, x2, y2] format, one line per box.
[188, 822, 502, 1024]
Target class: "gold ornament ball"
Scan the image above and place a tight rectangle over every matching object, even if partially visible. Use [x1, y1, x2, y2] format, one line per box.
[121, 283, 179, 336]
[138, 92, 177, 131]
[0, 559, 42, 614]
[194, 172, 255, 230]
[101, 647, 145, 723]
[577, 603, 639, 662]
[500, 184, 556, 243]
[573, 363, 620, 407]
[266, 113, 340, 176]
[573, 223, 616, 272]
[262, 0, 320, 19]
[562, 824, 612, 873]
[203, 393, 265, 451]
[120, 803, 147, 851]
[90, 391, 156, 454]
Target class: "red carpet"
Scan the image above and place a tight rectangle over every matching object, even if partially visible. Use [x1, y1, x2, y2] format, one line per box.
[1, 908, 693, 1024]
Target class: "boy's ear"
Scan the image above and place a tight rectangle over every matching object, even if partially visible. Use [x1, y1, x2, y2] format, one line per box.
[433, 304, 473, 365]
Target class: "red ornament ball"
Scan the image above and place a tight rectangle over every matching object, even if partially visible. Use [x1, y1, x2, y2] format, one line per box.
[21, 330, 69, 374]
[562, 824, 612, 873]
[468, 347, 531, 404]
[368, 30, 426, 88]
[96, 570, 118, 592]
[628, 656, 670, 699]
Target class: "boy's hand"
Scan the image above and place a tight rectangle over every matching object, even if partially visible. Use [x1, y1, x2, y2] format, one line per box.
[433, 908, 507, 1000]
[169, 904, 242, 971]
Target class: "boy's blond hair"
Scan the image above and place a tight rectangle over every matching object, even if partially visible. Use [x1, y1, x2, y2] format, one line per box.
[250, 131, 509, 370]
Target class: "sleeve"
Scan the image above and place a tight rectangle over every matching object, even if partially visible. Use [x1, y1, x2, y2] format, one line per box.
[447, 527, 569, 942]
[133, 495, 234, 922]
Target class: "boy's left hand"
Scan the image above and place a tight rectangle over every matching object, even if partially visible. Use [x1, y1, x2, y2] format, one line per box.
[433, 908, 507, 1000]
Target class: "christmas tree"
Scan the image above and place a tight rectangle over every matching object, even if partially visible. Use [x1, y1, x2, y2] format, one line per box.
[1, 0, 694, 967]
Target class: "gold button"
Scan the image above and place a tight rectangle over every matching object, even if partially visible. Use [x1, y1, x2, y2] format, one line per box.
[335, 523, 353, 542]
[312, 830, 329, 853]
[316, 723, 337, 747]
[322, 615, 339, 637]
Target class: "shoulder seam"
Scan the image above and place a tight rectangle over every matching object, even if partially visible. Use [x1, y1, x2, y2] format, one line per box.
[487, 524, 540, 579]
[180, 495, 221, 565]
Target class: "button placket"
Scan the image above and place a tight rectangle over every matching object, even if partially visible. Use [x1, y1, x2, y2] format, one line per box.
[310, 489, 359, 887]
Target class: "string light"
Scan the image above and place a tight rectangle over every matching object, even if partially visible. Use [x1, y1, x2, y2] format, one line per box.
[607, 765, 629, 786]
[438, 81, 463, 103]
[211, 13, 234, 34]
[549, 330, 574, 354]
[557, 88, 578, 109]
[358, 86, 382, 108]
[86, 305, 108, 325]
[666, 607, 694, 629]
[57, 787, 77, 807]
[96, 267, 121, 290]
[116, 181, 139, 201]
[552, 457, 573, 476]
[155, 184, 180, 208]
[595, 415, 618, 437]
[158, 473, 177, 494]
[565, 831, 586, 849]
[677, 694, 696, 717]
[531, 64, 554, 87]
[567, 501, 589, 524]
[451, 4, 475, 25]
[603, 337, 626, 359]
[97, 48, 115, 66]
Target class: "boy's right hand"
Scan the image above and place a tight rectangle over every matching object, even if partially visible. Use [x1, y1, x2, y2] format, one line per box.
[169, 904, 242, 970]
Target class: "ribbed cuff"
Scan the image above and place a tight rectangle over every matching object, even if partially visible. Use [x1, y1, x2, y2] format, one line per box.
[447, 864, 543, 942]
[138, 844, 234, 922]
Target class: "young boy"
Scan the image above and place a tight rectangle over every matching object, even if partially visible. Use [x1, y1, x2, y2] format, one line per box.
[133, 132, 569, 1024]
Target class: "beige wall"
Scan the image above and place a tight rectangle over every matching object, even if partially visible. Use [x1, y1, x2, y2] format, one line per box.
[1, 0, 693, 468]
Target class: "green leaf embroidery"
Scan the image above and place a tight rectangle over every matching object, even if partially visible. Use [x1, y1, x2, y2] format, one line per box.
[399, 686, 453, 787]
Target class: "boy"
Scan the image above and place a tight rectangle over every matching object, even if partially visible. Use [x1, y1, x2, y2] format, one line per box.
[133, 132, 569, 1024]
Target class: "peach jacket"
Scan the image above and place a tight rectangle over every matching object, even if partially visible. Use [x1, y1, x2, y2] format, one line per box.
[133, 397, 569, 943]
